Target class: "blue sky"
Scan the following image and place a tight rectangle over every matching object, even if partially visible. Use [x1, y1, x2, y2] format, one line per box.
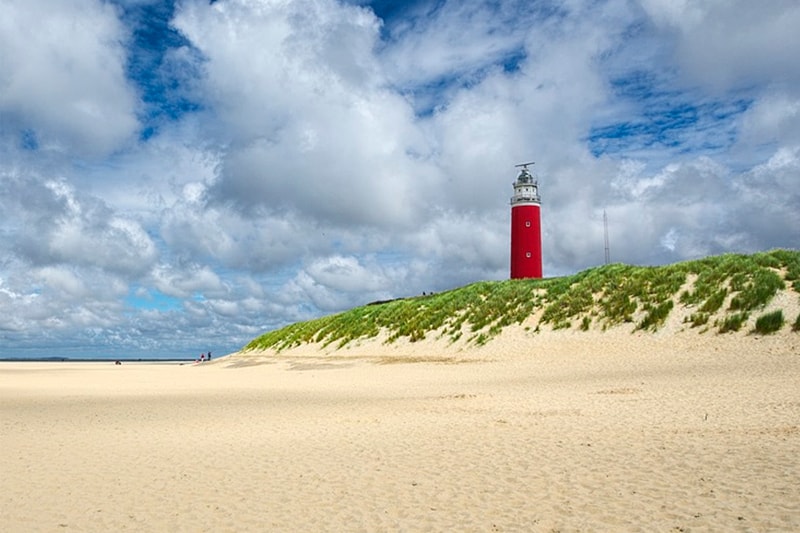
[1, 0, 799, 358]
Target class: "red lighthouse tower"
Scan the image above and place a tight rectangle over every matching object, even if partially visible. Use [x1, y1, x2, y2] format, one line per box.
[510, 162, 542, 279]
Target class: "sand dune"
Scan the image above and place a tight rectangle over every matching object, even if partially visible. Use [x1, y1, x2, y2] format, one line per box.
[2, 330, 799, 531]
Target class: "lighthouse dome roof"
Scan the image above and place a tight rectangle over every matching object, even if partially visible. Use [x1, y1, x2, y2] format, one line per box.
[516, 167, 534, 184]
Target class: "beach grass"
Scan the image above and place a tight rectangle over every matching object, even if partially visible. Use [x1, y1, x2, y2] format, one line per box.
[754, 309, 784, 335]
[244, 249, 800, 352]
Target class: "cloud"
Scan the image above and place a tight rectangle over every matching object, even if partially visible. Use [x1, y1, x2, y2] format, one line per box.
[150, 263, 226, 299]
[732, 147, 800, 245]
[378, 0, 536, 90]
[173, 0, 442, 229]
[639, 0, 800, 90]
[0, 171, 157, 276]
[278, 254, 401, 313]
[0, 0, 139, 158]
[739, 91, 800, 148]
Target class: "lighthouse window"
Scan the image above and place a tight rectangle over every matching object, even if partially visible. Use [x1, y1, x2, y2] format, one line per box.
[525, 221, 531, 227]
[526, 252, 532, 258]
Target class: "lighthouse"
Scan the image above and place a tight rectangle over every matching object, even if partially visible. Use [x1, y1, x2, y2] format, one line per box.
[510, 162, 542, 279]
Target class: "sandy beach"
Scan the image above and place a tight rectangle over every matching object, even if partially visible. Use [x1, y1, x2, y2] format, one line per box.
[2, 330, 799, 532]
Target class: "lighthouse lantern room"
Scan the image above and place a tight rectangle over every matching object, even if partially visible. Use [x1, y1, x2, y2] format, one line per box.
[510, 162, 542, 279]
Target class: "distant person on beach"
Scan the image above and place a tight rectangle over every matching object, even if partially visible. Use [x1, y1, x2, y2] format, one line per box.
[207, 351, 211, 361]
[200, 353, 205, 362]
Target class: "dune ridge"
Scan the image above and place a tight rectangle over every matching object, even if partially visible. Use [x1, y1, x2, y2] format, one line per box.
[241, 250, 800, 359]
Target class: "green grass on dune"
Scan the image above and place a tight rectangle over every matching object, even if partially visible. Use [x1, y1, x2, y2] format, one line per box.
[245, 249, 800, 352]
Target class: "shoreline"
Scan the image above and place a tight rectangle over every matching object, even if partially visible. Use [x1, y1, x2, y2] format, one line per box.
[0, 358, 195, 364]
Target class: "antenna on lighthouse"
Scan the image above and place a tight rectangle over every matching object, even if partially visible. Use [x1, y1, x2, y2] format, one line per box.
[514, 162, 536, 185]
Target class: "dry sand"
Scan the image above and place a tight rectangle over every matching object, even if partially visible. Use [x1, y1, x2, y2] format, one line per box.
[2, 329, 799, 532]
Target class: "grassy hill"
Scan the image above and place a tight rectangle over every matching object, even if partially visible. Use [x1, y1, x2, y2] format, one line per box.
[245, 250, 800, 353]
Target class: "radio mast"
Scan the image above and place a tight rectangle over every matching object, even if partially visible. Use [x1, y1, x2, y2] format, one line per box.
[603, 210, 611, 265]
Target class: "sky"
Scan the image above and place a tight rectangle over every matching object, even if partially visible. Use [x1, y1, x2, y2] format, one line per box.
[1, 0, 799, 359]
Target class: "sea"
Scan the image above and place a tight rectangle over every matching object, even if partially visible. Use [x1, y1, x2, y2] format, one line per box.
[0, 348, 226, 363]
[0, 356, 196, 363]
